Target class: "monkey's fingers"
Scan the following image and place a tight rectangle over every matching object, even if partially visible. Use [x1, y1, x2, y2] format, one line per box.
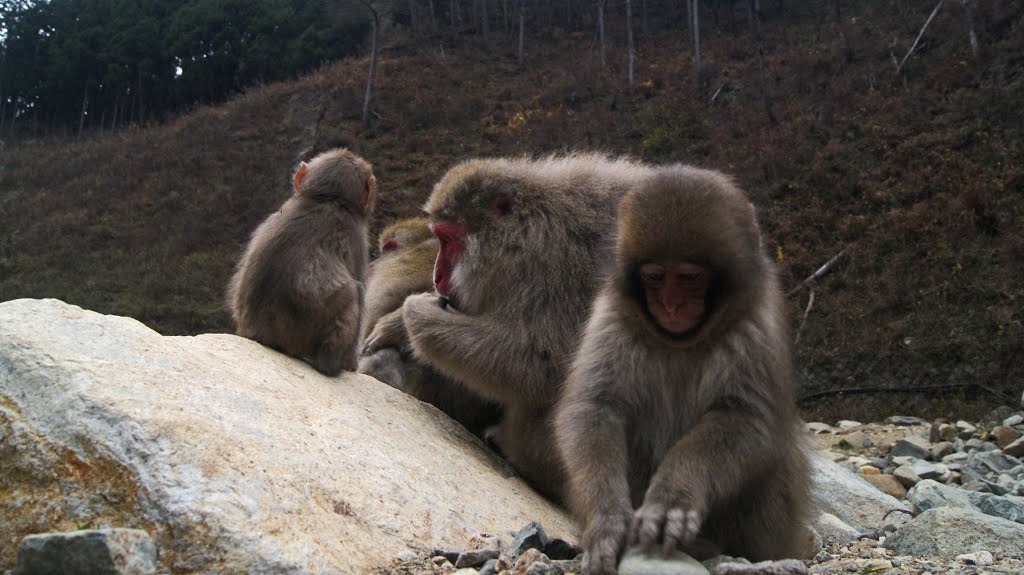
[629, 504, 666, 553]
[581, 535, 621, 575]
[661, 508, 700, 556]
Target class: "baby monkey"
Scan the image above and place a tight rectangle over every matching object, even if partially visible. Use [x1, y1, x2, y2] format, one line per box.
[227, 148, 376, 376]
[554, 166, 812, 574]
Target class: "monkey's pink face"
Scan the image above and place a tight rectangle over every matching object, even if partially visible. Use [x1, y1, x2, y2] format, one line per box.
[639, 262, 710, 335]
[431, 220, 465, 309]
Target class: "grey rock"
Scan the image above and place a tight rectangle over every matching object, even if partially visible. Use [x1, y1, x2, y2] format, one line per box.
[1005, 415, 1024, 427]
[524, 562, 561, 575]
[456, 549, 501, 568]
[957, 420, 979, 439]
[973, 451, 1022, 473]
[943, 452, 971, 465]
[618, 548, 710, 575]
[984, 407, 1017, 428]
[938, 423, 958, 442]
[806, 422, 833, 435]
[434, 550, 461, 564]
[930, 442, 955, 461]
[812, 512, 859, 545]
[550, 559, 583, 573]
[13, 528, 156, 575]
[710, 559, 808, 575]
[910, 460, 950, 482]
[965, 437, 985, 451]
[892, 464, 921, 488]
[908, 479, 974, 514]
[891, 437, 930, 460]
[703, 556, 751, 571]
[1003, 436, 1024, 458]
[507, 522, 549, 558]
[886, 416, 929, 426]
[969, 491, 1024, 524]
[811, 454, 911, 531]
[962, 467, 1011, 495]
[884, 507, 1024, 558]
[478, 559, 499, 575]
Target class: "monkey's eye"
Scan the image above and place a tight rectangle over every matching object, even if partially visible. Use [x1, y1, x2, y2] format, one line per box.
[639, 264, 665, 285]
[381, 238, 399, 253]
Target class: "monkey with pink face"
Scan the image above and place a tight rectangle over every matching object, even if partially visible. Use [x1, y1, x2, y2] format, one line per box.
[554, 165, 813, 574]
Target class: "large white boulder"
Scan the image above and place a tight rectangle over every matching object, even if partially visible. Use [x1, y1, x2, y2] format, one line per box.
[0, 299, 574, 574]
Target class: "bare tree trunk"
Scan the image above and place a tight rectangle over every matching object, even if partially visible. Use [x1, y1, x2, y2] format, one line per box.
[362, 2, 381, 128]
[896, 0, 944, 74]
[747, 0, 776, 122]
[961, 0, 978, 58]
[597, 0, 606, 69]
[518, 0, 526, 66]
[481, 0, 490, 47]
[691, 0, 701, 95]
[78, 84, 88, 138]
[626, 0, 635, 91]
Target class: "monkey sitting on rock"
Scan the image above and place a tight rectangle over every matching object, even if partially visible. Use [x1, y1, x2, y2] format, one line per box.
[554, 165, 814, 574]
[227, 148, 376, 376]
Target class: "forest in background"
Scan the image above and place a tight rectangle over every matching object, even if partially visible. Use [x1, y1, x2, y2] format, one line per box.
[0, 0, 1021, 422]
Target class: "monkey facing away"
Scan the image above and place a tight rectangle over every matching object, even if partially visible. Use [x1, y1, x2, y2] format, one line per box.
[399, 153, 654, 500]
[358, 218, 501, 436]
[553, 165, 813, 574]
[227, 148, 376, 376]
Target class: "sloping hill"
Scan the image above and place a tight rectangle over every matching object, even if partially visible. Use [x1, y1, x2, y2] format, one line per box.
[0, 1, 1020, 420]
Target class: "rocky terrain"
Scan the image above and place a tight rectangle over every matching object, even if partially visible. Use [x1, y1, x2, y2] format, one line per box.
[2, 298, 1023, 575]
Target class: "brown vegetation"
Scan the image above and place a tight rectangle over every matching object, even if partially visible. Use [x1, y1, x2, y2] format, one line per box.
[0, 0, 1020, 420]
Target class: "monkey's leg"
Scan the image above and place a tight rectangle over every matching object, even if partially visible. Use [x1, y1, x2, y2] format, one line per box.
[357, 348, 408, 390]
[309, 286, 362, 376]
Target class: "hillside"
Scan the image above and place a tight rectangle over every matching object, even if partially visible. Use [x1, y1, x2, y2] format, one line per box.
[0, 0, 1020, 421]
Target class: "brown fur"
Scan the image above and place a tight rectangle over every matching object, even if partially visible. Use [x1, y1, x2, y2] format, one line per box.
[226, 148, 376, 376]
[358, 218, 501, 436]
[401, 153, 655, 500]
[554, 165, 814, 574]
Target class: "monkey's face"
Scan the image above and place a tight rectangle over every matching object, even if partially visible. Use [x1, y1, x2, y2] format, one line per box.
[638, 261, 711, 335]
[431, 220, 466, 310]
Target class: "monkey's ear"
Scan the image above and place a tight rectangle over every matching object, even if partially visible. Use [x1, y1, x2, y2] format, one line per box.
[491, 192, 515, 218]
[361, 175, 377, 211]
[292, 162, 309, 194]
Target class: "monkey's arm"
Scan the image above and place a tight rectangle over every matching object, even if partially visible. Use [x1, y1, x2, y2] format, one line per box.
[555, 383, 633, 575]
[402, 292, 553, 407]
[631, 390, 778, 554]
[361, 308, 409, 355]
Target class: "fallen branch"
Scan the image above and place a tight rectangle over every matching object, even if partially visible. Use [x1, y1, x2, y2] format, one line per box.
[794, 289, 815, 345]
[896, 0, 945, 74]
[787, 248, 847, 297]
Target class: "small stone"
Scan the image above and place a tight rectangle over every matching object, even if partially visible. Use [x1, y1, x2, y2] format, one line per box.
[965, 437, 985, 451]
[513, 548, 551, 572]
[839, 432, 871, 449]
[893, 464, 921, 487]
[930, 442, 955, 461]
[992, 426, 1022, 448]
[837, 420, 862, 429]
[887, 416, 929, 426]
[891, 437, 930, 460]
[908, 479, 973, 514]
[507, 522, 549, 557]
[956, 550, 994, 565]
[957, 420, 979, 439]
[812, 550, 833, 563]
[973, 451, 1022, 473]
[550, 559, 583, 573]
[703, 556, 751, 571]
[453, 569, 480, 575]
[524, 562, 560, 575]
[456, 549, 501, 569]
[1004, 436, 1024, 458]
[619, 547, 710, 575]
[890, 557, 902, 567]
[543, 537, 581, 560]
[1004, 415, 1024, 427]
[711, 559, 808, 575]
[859, 465, 880, 475]
[478, 558, 499, 575]
[396, 550, 417, 562]
[807, 422, 833, 434]
[13, 529, 156, 575]
[968, 491, 1024, 524]
[434, 551, 461, 564]
[861, 474, 908, 499]
[910, 460, 950, 482]
[939, 423, 958, 442]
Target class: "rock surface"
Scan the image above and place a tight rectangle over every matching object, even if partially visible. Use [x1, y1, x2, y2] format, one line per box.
[13, 528, 156, 575]
[883, 507, 1024, 557]
[0, 299, 574, 574]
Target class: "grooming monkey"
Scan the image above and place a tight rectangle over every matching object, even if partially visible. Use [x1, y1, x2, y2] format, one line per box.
[227, 148, 376, 376]
[397, 154, 655, 500]
[358, 218, 501, 436]
[554, 166, 813, 574]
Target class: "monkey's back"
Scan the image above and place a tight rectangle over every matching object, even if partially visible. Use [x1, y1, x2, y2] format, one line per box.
[230, 198, 366, 357]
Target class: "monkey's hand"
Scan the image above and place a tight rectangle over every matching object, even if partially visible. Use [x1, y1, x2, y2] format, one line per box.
[581, 512, 630, 575]
[630, 488, 703, 556]
[361, 309, 409, 355]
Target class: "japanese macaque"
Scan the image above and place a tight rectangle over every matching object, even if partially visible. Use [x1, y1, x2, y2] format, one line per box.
[401, 153, 655, 500]
[358, 218, 500, 436]
[227, 148, 376, 376]
[553, 165, 813, 574]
